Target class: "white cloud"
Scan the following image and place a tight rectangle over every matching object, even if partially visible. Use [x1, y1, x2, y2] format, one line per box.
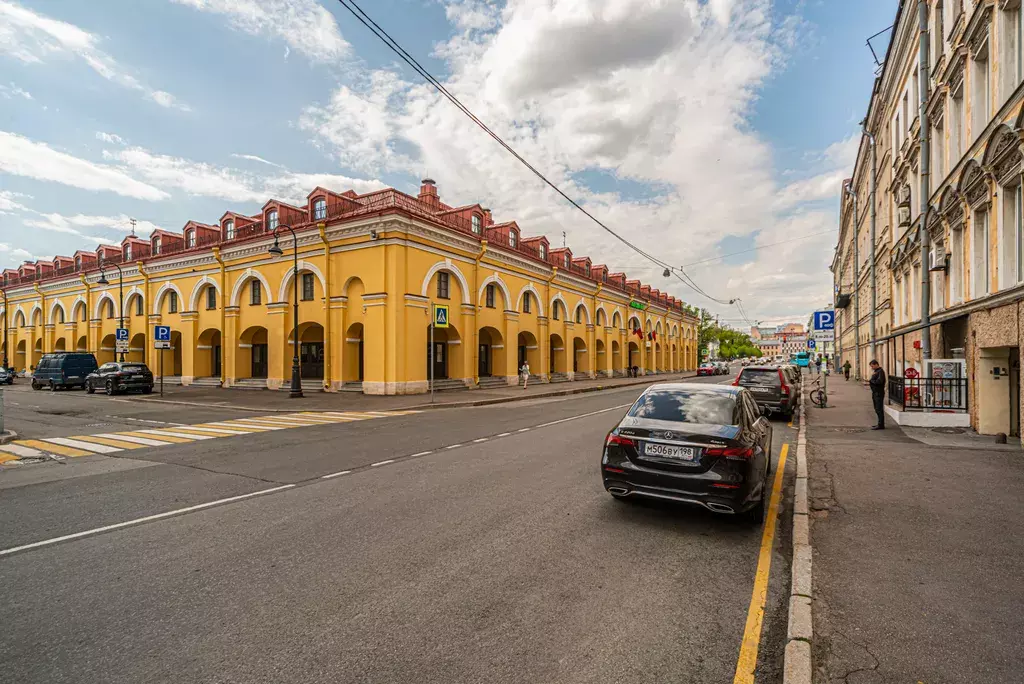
[0, 131, 169, 201]
[104, 145, 385, 205]
[0, 0, 187, 110]
[95, 131, 127, 145]
[24, 212, 163, 239]
[0, 82, 32, 100]
[0, 190, 31, 214]
[149, 90, 190, 111]
[170, 0, 349, 63]
[231, 153, 285, 168]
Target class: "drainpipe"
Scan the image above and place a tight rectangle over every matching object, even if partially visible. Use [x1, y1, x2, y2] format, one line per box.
[211, 248, 226, 386]
[864, 125, 877, 360]
[546, 267, 558, 377]
[317, 224, 332, 391]
[844, 181, 861, 380]
[33, 284, 45, 356]
[918, 0, 932, 360]
[473, 241, 487, 386]
[139, 262, 150, 371]
[81, 275, 91, 355]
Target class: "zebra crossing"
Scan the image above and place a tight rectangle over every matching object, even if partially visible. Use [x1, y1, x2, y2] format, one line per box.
[0, 410, 419, 464]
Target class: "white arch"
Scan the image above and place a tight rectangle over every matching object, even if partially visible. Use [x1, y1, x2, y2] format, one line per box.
[515, 283, 545, 317]
[595, 305, 609, 326]
[229, 268, 273, 307]
[152, 281, 185, 315]
[94, 292, 118, 319]
[29, 303, 42, 326]
[420, 259, 471, 305]
[48, 299, 67, 325]
[612, 309, 623, 329]
[341, 275, 365, 297]
[656, 320, 663, 333]
[478, 272, 512, 309]
[628, 314, 641, 330]
[573, 299, 592, 325]
[550, 292, 568, 320]
[189, 275, 222, 311]
[12, 306, 26, 328]
[277, 260, 327, 303]
[70, 295, 87, 322]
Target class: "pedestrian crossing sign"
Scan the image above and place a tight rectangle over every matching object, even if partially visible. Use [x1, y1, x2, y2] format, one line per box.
[433, 304, 449, 328]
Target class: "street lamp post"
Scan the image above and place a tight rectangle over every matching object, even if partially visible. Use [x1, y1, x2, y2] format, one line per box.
[1, 288, 7, 370]
[268, 224, 303, 398]
[97, 259, 125, 362]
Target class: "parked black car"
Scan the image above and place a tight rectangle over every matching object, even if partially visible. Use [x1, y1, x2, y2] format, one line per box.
[733, 365, 797, 419]
[0, 367, 14, 385]
[601, 383, 773, 522]
[86, 362, 155, 395]
[31, 353, 98, 391]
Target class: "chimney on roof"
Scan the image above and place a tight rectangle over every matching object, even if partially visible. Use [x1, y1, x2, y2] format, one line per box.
[419, 178, 439, 208]
[482, 208, 492, 226]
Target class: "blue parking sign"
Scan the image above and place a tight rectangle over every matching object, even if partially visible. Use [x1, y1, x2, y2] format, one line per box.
[813, 310, 834, 331]
[154, 325, 171, 341]
[807, 339, 816, 349]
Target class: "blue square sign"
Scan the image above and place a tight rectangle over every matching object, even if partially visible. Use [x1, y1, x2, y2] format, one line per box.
[115, 328, 129, 342]
[813, 310, 834, 331]
[154, 326, 171, 341]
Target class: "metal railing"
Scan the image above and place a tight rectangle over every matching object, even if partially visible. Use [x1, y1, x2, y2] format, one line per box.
[888, 376, 968, 411]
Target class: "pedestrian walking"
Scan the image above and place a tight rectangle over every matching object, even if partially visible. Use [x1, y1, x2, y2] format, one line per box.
[815, 357, 822, 375]
[843, 360, 851, 381]
[869, 359, 886, 430]
[520, 361, 530, 389]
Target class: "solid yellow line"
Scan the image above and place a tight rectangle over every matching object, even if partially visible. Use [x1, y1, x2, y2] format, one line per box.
[71, 435, 144, 450]
[118, 431, 193, 444]
[17, 439, 92, 458]
[733, 442, 789, 684]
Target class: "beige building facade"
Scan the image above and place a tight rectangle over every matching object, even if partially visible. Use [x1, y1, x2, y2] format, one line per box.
[836, 0, 1024, 437]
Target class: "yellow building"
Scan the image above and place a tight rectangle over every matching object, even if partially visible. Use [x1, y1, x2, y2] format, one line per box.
[1, 180, 698, 394]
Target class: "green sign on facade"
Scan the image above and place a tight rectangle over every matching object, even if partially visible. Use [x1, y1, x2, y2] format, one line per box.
[629, 300, 647, 311]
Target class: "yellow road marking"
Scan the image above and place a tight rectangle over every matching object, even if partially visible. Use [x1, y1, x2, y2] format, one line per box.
[0, 451, 22, 463]
[733, 442, 789, 684]
[71, 435, 144, 450]
[118, 431, 193, 444]
[16, 439, 91, 458]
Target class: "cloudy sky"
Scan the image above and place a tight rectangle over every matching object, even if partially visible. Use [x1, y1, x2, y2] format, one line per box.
[0, 0, 894, 326]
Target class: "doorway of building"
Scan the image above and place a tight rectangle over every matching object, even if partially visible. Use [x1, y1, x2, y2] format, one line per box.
[1011, 348, 1020, 438]
[430, 338, 448, 380]
[212, 344, 222, 377]
[251, 343, 268, 378]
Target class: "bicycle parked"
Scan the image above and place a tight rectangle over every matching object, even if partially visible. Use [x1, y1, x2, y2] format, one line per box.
[810, 375, 828, 408]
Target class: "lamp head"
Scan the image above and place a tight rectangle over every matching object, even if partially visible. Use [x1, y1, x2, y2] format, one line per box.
[97, 272, 109, 285]
[268, 239, 283, 257]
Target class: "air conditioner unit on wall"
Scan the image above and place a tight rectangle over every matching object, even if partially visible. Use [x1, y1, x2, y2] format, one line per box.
[928, 246, 948, 272]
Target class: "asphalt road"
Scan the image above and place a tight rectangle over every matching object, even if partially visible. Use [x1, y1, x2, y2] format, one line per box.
[0, 369, 796, 683]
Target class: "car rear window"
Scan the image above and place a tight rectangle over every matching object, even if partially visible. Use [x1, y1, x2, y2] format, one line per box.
[120, 364, 147, 372]
[627, 390, 737, 425]
[739, 369, 780, 385]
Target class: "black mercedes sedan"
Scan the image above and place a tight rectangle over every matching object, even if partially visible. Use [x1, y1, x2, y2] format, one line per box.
[601, 383, 774, 523]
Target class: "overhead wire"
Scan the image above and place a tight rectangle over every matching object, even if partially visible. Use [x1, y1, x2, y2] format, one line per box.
[333, 0, 731, 305]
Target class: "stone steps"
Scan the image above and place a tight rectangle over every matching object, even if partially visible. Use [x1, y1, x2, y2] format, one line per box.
[476, 376, 511, 389]
[548, 372, 570, 384]
[429, 378, 470, 392]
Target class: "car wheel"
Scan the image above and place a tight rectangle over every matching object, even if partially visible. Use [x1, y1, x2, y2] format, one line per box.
[141, 386, 152, 395]
[49, 380, 57, 392]
[86, 381, 95, 394]
[105, 380, 115, 396]
[745, 483, 767, 525]
[31, 380, 40, 390]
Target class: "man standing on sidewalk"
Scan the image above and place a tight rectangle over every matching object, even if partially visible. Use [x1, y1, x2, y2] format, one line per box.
[869, 359, 885, 430]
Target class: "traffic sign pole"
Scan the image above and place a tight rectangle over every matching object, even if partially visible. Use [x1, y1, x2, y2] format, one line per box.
[160, 347, 164, 397]
[430, 320, 434, 405]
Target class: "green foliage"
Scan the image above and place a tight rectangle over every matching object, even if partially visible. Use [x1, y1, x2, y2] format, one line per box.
[697, 309, 760, 360]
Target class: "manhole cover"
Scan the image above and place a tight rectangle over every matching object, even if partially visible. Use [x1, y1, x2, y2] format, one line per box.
[932, 427, 966, 434]
[829, 427, 867, 434]
[38, 409, 84, 417]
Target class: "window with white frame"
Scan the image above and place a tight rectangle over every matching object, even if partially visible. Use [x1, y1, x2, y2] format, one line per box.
[522, 292, 531, 314]
[930, 240, 945, 313]
[136, 295, 144, 316]
[152, 236, 161, 254]
[934, 2, 945, 60]
[168, 291, 178, 314]
[186, 229, 196, 248]
[999, 4, 1022, 98]
[509, 230, 517, 248]
[471, 214, 481, 234]
[971, 37, 990, 140]
[539, 243, 546, 259]
[950, 225, 965, 304]
[932, 117, 945, 189]
[225, 220, 235, 240]
[972, 207, 990, 298]
[267, 210, 278, 232]
[206, 286, 217, 310]
[950, 84, 964, 161]
[1000, 181, 1022, 288]
[124, 243, 132, 260]
[313, 198, 327, 221]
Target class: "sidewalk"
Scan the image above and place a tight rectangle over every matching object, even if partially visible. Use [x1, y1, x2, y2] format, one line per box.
[132, 371, 697, 413]
[806, 378, 1024, 683]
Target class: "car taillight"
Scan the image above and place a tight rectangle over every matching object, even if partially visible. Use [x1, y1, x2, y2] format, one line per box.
[778, 369, 789, 396]
[732, 376, 740, 386]
[605, 433, 637, 448]
[704, 446, 754, 458]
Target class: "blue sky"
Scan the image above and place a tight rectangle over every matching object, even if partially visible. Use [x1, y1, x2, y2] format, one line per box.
[0, 0, 899, 324]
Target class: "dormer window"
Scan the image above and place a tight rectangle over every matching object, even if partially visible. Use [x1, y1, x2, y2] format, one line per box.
[564, 254, 570, 268]
[472, 214, 482, 234]
[585, 264, 591, 276]
[124, 244, 132, 260]
[225, 220, 235, 240]
[267, 210, 279, 232]
[539, 243, 546, 259]
[152, 236, 161, 254]
[186, 229, 196, 248]
[75, 256, 82, 269]
[313, 198, 327, 221]
[509, 231, 517, 247]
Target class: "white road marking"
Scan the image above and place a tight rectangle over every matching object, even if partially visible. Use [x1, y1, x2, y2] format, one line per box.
[230, 419, 288, 429]
[472, 437, 488, 443]
[93, 434, 173, 447]
[204, 421, 277, 431]
[370, 459, 395, 467]
[110, 416, 182, 426]
[496, 432, 511, 437]
[173, 426, 250, 435]
[517, 428, 531, 432]
[410, 451, 432, 457]
[534, 403, 633, 429]
[0, 485, 296, 557]
[44, 437, 121, 454]
[320, 470, 352, 479]
[0, 444, 45, 459]
[135, 429, 215, 441]
[445, 444, 462, 449]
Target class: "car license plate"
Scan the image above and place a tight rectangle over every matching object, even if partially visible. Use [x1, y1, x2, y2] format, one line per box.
[749, 386, 770, 393]
[644, 443, 695, 461]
